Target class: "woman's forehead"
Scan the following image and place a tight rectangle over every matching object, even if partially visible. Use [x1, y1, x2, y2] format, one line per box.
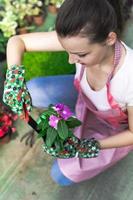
[58, 35, 93, 51]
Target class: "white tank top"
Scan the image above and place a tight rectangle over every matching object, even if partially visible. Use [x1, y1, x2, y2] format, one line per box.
[80, 68, 111, 111]
[75, 42, 133, 111]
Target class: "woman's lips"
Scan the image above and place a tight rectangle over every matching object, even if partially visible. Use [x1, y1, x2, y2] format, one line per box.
[79, 63, 85, 65]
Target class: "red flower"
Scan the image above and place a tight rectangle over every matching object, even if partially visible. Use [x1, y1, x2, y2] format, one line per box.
[1, 114, 9, 121]
[0, 129, 5, 137]
[0, 104, 17, 138]
[2, 126, 8, 133]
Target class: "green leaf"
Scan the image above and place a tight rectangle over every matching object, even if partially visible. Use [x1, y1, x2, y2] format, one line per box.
[40, 113, 47, 119]
[37, 118, 42, 124]
[48, 104, 54, 108]
[37, 121, 43, 129]
[38, 129, 47, 138]
[45, 127, 58, 147]
[68, 130, 74, 137]
[54, 140, 61, 152]
[40, 109, 57, 117]
[66, 117, 82, 128]
[42, 122, 49, 130]
[37, 120, 49, 131]
[57, 120, 69, 140]
[55, 136, 64, 151]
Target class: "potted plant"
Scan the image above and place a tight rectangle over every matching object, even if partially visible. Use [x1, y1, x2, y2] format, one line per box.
[0, 2, 18, 37]
[45, 0, 64, 14]
[37, 103, 82, 158]
[11, 0, 35, 34]
[0, 1, 17, 60]
[0, 104, 17, 145]
[31, 0, 46, 26]
[0, 0, 44, 36]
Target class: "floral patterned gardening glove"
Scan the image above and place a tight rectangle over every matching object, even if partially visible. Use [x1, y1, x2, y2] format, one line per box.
[43, 136, 100, 159]
[3, 65, 32, 117]
[76, 138, 100, 158]
[43, 135, 80, 159]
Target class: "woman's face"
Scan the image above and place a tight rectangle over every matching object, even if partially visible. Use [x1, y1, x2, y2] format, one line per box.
[58, 35, 113, 67]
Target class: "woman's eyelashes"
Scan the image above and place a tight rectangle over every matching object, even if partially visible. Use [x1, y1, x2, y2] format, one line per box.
[78, 53, 88, 57]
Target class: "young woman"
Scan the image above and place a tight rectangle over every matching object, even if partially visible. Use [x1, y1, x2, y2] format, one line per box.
[3, 0, 133, 186]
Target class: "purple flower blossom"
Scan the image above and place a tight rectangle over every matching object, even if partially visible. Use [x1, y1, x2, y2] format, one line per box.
[53, 103, 73, 120]
[53, 103, 64, 111]
[49, 115, 60, 129]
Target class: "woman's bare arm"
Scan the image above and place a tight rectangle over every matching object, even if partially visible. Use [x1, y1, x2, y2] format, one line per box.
[7, 31, 64, 68]
[99, 106, 133, 149]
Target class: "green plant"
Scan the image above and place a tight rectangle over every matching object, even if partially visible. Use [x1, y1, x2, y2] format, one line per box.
[37, 103, 81, 158]
[0, 0, 44, 37]
[0, 31, 8, 54]
[23, 51, 75, 80]
[0, 2, 18, 37]
[45, 0, 64, 8]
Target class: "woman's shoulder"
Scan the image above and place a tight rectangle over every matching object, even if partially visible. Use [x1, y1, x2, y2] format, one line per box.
[122, 41, 133, 59]
[121, 41, 133, 72]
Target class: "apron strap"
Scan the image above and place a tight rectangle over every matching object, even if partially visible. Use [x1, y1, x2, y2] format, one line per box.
[107, 40, 121, 83]
[106, 41, 127, 117]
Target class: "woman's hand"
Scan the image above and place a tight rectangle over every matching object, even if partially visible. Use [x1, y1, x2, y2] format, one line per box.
[43, 136, 100, 159]
[43, 136, 79, 159]
[3, 65, 32, 120]
[76, 138, 100, 158]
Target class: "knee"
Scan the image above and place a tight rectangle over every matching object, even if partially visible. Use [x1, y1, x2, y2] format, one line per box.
[50, 160, 74, 186]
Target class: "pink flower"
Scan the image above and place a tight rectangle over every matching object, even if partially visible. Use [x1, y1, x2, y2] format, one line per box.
[11, 127, 16, 133]
[53, 103, 73, 120]
[12, 115, 18, 121]
[49, 115, 60, 129]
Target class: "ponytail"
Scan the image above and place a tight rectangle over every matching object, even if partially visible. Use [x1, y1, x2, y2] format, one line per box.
[107, 0, 123, 32]
[107, 0, 133, 32]
[122, 0, 133, 20]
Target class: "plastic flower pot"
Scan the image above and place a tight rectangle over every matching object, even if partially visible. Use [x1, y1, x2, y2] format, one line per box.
[33, 15, 44, 26]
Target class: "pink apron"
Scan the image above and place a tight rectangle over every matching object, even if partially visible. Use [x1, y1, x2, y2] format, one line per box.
[57, 42, 133, 183]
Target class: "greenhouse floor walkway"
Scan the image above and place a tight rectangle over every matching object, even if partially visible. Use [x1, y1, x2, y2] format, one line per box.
[0, 16, 133, 200]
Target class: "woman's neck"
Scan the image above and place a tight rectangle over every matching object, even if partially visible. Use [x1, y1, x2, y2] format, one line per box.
[92, 42, 126, 76]
[99, 44, 115, 73]
[88, 45, 115, 75]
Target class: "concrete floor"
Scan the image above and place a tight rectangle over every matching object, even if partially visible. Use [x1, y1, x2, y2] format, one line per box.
[1, 111, 133, 200]
[0, 16, 133, 200]
[1, 110, 133, 200]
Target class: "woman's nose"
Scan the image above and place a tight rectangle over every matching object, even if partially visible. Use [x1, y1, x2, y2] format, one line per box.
[68, 54, 79, 64]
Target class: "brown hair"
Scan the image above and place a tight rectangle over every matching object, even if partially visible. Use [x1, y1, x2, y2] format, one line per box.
[56, 0, 125, 43]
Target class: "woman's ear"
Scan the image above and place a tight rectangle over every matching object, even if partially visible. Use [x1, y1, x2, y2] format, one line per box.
[106, 32, 117, 46]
